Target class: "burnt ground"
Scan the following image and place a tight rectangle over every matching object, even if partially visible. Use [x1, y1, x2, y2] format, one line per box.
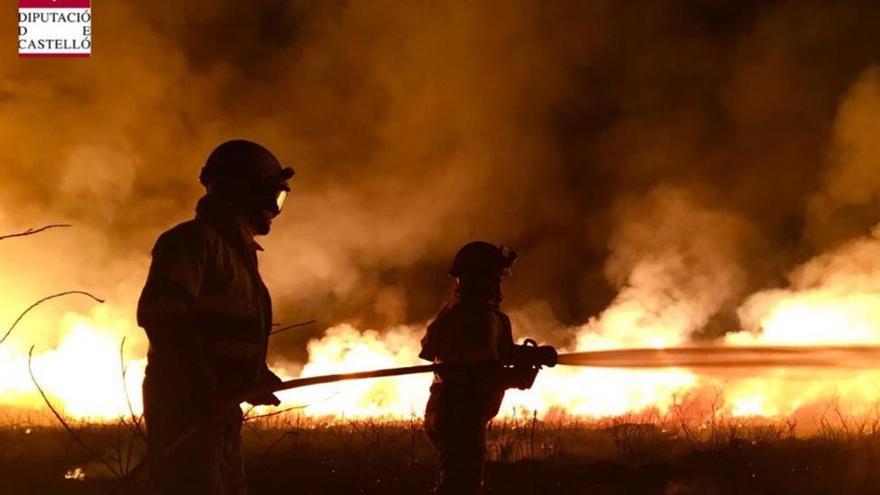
[3, 415, 880, 495]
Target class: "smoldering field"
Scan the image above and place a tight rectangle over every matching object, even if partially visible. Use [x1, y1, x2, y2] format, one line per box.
[5, 0, 880, 493]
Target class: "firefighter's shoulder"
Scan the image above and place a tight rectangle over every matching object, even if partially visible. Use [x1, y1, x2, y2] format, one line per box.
[151, 219, 221, 256]
[443, 302, 497, 328]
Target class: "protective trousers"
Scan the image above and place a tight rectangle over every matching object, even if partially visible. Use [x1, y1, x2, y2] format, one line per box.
[144, 379, 246, 495]
[424, 393, 490, 495]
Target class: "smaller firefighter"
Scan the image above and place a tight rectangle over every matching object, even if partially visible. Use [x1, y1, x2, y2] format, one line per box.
[420, 241, 557, 495]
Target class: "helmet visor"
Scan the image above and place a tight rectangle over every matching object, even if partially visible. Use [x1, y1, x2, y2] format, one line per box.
[275, 189, 288, 213]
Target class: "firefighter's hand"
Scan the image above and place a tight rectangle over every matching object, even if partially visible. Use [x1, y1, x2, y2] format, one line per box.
[503, 365, 540, 390]
[245, 367, 283, 406]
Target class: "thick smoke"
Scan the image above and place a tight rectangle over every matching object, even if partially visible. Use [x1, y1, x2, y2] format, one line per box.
[2, 0, 880, 368]
[731, 68, 880, 346]
[806, 67, 880, 249]
[575, 185, 754, 350]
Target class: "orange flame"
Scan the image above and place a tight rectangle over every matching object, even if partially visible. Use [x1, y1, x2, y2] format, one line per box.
[3, 231, 880, 427]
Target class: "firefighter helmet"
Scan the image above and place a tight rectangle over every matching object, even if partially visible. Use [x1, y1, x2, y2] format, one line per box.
[449, 241, 517, 278]
[200, 139, 295, 214]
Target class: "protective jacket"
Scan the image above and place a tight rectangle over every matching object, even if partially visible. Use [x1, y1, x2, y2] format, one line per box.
[420, 299, 516, 421]
[138, 194, 275, 407]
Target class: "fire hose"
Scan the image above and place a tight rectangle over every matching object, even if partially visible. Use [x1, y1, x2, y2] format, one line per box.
[247, 343, 880, 399]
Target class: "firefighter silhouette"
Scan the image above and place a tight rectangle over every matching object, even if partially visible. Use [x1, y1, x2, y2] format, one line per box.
[138, 139, 293, 494]
[421, 242, 557, 494]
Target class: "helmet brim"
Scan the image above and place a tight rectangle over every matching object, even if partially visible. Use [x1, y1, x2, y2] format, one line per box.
[272, 167, 296, 191]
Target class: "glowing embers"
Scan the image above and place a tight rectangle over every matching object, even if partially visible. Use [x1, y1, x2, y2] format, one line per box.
[64, 467, 87, 481]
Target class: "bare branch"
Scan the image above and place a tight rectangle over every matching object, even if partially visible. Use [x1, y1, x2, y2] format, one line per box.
[269, 319, 317, 336]
[119, 337, 146, 440]
[252, 430, 299, 472]
[27, 345, 121, 479]
[243, 404, 308, 422]
[0, 224, 71, 241]
[1, 290, 105, 345]
[118, 337, 147, 477]
[242, 403, 257, 421]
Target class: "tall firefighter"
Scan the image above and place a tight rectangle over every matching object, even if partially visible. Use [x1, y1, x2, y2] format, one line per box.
[137, 139, 293, 494]
[420, 241, 557, 494]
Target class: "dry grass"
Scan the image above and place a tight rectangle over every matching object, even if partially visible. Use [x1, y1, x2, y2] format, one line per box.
[6, 404, 880, 495]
